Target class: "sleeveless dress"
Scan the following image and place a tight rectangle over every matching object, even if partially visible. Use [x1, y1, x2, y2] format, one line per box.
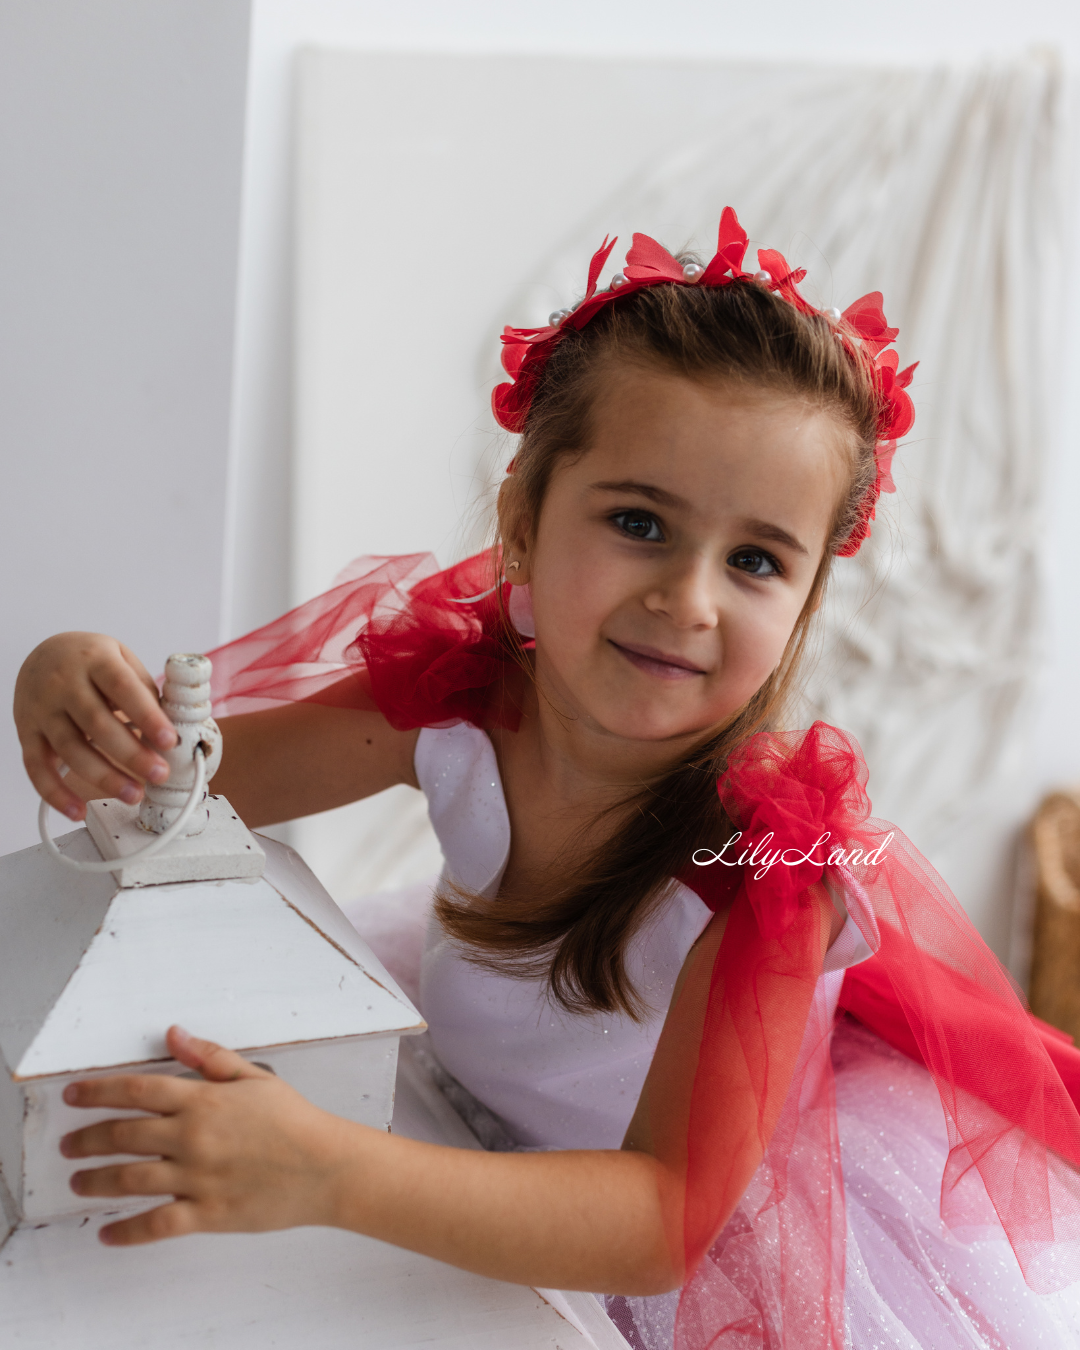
[402, 721, 1080, 1350]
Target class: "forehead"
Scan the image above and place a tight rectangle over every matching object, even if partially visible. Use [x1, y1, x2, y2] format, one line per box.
[576, 365, 851, 505]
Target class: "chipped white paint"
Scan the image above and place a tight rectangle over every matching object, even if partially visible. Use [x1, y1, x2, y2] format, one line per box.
[139, 653, 222, 835]
[82, 652, 268, 887]
[0, 828, 423, 1225]
[17, 1035, 400, 1223]
[85, 793, 266, 886]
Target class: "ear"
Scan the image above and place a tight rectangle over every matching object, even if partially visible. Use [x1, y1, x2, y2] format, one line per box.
[497, 479, 533, 586]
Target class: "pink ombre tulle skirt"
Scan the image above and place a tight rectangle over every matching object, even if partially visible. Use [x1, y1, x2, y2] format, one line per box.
[607, 1016, 1080, 1350]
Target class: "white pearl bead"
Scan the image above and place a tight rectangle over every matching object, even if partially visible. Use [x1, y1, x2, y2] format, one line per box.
[548, 309, 571, 327]
[682, 262, 704, 281]
[825, 307, 842, 321]
[754, 270, 772, 284]
[610, 272, 628, 289]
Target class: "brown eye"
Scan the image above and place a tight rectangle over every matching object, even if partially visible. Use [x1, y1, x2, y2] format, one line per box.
[612, 511, 664, 542]
[729, 548, 780, 577]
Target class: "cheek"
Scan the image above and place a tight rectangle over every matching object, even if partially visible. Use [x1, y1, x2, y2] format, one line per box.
[529, 524, 626, 647]
[719, 594, 805, 688]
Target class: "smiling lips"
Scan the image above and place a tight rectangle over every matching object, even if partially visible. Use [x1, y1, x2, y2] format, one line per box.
[610, 640, 707, 681]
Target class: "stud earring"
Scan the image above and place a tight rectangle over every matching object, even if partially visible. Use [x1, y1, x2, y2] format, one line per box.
[448, 558, 521, 605]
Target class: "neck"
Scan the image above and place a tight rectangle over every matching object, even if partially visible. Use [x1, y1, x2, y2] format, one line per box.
[498, 656, 714, 812]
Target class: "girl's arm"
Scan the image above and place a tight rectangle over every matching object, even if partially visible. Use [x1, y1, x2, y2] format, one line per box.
[210, 706, 419, 827]
[14, 632, 419, 826]
[62, 1031, 683, 1294]
[57, 891, 836, 1293]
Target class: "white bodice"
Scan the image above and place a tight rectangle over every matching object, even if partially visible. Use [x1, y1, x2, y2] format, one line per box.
[416, 722, 871, 1151]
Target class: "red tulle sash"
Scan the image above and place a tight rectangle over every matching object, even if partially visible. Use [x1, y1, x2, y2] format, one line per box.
[671, 724, 1080, 1347]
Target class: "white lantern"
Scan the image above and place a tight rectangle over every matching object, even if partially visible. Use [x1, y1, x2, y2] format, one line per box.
[0, 655, 627, 1349]
[0, 655, 424, 1228]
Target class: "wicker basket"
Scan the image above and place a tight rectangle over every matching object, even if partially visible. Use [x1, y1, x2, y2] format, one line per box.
[1029, 788, 1080, 1041]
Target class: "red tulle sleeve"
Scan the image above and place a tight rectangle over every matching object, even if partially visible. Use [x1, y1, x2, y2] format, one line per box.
[206, 549, 526, 731]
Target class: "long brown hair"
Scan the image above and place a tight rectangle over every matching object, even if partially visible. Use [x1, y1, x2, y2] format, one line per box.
[434, 276, 881, 1018]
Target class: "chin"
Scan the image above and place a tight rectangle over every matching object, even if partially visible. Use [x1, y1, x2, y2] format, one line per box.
[589, 697, 728, 744]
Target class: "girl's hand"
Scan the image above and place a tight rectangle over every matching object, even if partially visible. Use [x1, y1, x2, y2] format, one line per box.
[14, 632, 178, 820]
[59, 1026, 360, 1246]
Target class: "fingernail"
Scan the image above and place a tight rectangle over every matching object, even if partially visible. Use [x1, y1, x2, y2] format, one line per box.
[148, 761, 170, 784]
[156, 728, 177, 749]
[119, 783, 140, 805]
[69, 1173, 84, 1194]
[63, 1084, 80, 1105]
[172, 1024, 193, 1048]
[64, 802, 83, 821]
[59, 1134, 73, 1157]
[99, 1226, 116, 1245]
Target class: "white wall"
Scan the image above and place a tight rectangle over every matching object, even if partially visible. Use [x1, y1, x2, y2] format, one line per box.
[0, 0, 251, 855]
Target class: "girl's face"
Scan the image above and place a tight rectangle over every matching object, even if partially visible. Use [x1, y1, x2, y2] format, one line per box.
[519, 365, 849, 748]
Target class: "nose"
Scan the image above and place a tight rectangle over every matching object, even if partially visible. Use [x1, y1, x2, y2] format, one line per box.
[642, 553, 719, 630]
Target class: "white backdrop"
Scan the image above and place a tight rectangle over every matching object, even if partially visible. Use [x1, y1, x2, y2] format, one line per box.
[290, 50, 1066, 962]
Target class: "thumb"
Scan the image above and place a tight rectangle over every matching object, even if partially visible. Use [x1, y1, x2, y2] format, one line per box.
[167, 1024, 271, 1082]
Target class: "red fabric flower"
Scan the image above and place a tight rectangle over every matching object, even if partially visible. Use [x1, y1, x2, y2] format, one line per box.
[716, 722, 872, 937]
[842, 291, 899, 357]
[699, 205, 751, 285]
[755, 246, 813, 314]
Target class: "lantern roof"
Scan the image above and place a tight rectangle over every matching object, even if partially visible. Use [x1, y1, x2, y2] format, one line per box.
[0, 829, 424, 1081]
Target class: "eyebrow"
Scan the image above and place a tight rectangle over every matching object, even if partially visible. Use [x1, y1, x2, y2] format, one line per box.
[738, 518, 810, 556]
[588, 479, 689, 509]
[589, 480, 810, 557]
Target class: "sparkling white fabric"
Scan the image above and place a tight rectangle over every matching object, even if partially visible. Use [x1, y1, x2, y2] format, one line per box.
[415, 723, 869, 1150]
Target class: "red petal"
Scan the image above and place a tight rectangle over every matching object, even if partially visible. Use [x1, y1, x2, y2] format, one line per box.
[757, 248, 795, 285]
[492, 382, 528, 432]
[880, 388, 915, 441]
[624, 233, 685, 282]
[499, 336, 530, 379]
[585, 235, 618, 300]
[842, 292, 899, 354]
[874, 442, 897, 494]
[715, 206, 748, 272]
[896, 361, 918, 390]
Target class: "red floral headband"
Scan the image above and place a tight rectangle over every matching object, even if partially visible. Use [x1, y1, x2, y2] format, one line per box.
[493, 207, 917, 557]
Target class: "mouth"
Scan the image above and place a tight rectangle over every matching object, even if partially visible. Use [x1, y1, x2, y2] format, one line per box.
[609, 640, 708, 681]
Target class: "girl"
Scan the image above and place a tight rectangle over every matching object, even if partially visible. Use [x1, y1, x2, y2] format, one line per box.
[14, 211, 1080, 1349]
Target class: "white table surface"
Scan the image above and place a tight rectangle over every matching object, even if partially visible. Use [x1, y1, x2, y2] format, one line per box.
[0, 1041, 630, 1349]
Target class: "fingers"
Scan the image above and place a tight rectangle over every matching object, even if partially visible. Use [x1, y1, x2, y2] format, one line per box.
[33, 712, 149, 805]
[100, 1200, 200, 1247]
[100, 646, 178, 751]
[71, 1158, 180, 1199]
[63, 1072, 193, 1116]
[56, 670, 172, 790]
[167, 1025, 272, 1082]
[14, 633, 176, 807]
[22, 735, 88, 820]
[61, 1112, 176, 1161]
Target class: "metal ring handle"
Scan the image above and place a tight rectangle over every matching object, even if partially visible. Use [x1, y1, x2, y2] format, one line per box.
[38, 747, 207, 874]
